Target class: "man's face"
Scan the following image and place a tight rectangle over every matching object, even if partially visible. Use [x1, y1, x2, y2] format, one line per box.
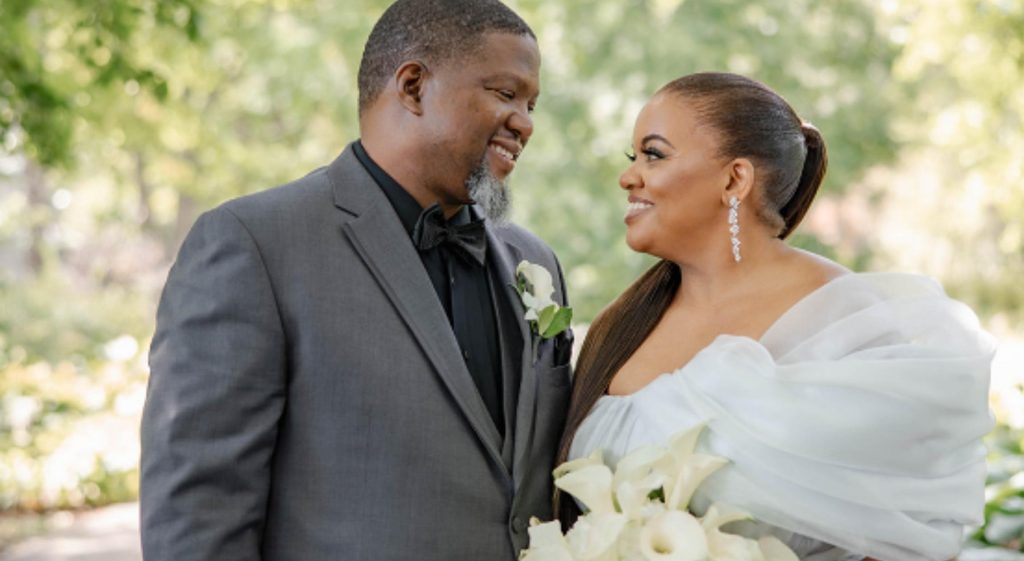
[418, 32, 541, 218]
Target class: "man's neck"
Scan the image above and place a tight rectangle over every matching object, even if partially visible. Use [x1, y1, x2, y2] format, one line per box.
[359, 135, 464, 218]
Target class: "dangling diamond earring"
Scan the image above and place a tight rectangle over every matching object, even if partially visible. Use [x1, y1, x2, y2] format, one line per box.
[729, 196, 741, 263]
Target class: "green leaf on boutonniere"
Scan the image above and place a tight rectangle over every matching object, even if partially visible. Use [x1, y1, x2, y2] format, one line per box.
[539, 304, 573, 339]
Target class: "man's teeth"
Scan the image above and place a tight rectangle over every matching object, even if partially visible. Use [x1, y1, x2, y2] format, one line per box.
[490, 144, 516, 161]
[627, 201, 653, 213]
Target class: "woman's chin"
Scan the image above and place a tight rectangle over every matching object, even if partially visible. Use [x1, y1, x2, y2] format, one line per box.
[624, 232, 652, 255]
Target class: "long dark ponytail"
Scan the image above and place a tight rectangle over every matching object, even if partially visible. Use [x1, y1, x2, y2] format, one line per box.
[779, 123, 828, 239]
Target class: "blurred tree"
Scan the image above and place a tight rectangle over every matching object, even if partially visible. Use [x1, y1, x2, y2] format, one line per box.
[871, 0, 1024, 320]
[0, 0, 202, 167]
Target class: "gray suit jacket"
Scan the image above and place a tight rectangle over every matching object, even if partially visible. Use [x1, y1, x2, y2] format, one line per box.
[140, 145, 572, 561]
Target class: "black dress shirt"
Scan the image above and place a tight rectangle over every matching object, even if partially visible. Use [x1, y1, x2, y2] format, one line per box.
[353, 141, 505, 437]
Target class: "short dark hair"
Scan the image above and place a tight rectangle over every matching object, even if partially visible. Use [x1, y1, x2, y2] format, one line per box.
[660, 72, 828, 239]
[357, 0, 535, 115]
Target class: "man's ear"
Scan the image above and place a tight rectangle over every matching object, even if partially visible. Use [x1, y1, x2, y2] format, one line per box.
[721, 157, 755, 205]
[394, 60, 428, 116]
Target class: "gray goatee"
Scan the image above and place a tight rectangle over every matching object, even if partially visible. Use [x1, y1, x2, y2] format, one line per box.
[465, 156, 511, 224]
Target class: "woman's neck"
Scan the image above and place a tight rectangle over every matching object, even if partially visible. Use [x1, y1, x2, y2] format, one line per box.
[672, 233, 792, 309]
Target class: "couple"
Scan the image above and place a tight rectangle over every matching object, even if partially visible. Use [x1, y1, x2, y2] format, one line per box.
[139, 1, 994, 560]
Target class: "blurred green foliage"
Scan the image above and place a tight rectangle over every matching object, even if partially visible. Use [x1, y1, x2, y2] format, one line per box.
[0, 5, 1022, 559]
[0, 0, 202, 166]
[968, 422, 1024, 553]
[0, 355, 145, 512]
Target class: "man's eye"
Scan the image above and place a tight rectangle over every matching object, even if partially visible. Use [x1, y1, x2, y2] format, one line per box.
[499, 90, 515, 100]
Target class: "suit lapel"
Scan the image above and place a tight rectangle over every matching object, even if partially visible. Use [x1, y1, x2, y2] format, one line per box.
[329, 147, 506, 472]
[484, 224, 538, 489]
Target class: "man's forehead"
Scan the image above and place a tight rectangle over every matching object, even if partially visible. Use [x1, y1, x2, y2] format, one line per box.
[475, 32, 540, 65]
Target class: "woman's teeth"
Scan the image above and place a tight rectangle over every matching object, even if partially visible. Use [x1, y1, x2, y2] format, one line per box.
[627, 201, 653, 214]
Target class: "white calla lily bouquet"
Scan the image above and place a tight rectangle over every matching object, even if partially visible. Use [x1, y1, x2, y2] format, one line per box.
[520, 425, 799, 561]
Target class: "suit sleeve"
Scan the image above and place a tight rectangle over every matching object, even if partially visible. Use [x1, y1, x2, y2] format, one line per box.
[140, 206, 286, 561]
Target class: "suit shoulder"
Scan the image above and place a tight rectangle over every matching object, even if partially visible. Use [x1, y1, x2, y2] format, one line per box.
[218, 165, 331, 223]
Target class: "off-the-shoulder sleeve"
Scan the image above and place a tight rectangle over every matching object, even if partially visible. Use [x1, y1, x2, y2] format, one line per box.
[571, 273, 995, 561]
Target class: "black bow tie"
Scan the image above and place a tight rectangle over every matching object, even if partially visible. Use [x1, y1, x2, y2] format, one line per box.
[412, 204, 487, 265]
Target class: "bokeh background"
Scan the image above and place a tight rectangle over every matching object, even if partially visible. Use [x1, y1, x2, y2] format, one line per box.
[1, 0, 1023, 558]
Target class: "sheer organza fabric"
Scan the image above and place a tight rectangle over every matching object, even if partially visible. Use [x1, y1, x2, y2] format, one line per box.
[569, 273, 995, 561]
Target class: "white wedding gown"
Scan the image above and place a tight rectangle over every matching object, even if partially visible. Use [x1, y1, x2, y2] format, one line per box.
[569, 273, 995, 561]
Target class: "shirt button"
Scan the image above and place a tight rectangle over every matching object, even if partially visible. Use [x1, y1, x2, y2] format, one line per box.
[512, 516, 526, 533]
[462, 349, 470, 360]
[449, 277, 455, 286]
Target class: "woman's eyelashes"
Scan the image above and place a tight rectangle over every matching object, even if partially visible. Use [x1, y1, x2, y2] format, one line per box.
[625, 147, 666, 162]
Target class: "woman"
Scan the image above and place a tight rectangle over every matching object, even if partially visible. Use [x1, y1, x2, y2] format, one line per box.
[557, 73, 994, 561]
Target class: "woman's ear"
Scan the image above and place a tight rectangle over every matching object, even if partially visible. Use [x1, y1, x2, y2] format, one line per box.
[394, 60, 429, 116]
[721, 157, 755, 205]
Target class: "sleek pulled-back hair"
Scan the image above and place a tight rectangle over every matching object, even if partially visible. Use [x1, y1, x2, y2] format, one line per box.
[554, 73, 827, 528]
[357, 0, 536, 115]
[659, 72, 828, 239]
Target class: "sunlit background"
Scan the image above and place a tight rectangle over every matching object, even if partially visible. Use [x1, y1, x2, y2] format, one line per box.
[1, 0, 1023, 558]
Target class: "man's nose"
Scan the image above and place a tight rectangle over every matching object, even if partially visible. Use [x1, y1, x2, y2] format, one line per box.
[508, 109, 534, 145]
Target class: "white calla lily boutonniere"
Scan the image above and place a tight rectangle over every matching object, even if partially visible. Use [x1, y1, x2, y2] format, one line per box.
[515, 260, 573, 339]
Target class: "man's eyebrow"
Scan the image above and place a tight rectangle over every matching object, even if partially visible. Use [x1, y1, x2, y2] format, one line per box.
[484, 73, 539, 93]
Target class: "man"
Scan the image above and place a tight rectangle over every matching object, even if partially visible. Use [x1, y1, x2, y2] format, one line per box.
[139, 1, 573, 560]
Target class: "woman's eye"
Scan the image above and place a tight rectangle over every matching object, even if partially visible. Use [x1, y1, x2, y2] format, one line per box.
[625, 151, 637, 162]
[499, 90, 515, 100]
[642, 148, 664, 161]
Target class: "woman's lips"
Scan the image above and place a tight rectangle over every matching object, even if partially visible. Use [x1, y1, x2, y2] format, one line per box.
[625, 200, 654, 222]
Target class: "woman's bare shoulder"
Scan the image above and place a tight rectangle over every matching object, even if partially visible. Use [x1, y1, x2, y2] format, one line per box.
[787, 247, 851, 289]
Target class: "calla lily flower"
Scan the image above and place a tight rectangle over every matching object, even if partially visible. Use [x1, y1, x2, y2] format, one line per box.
[653, 424, 729, 511]
[757, 537, 800, 561]
[612, 445, 669, 520]
[705, 529, 762, 561]
[699, 503, 751, 531]
[638, 510, 708, 561]
[613, 445, 668, 492]
[665, 424, 705, 460]
[566, 512, 629, 561]
[528, 518, 571, 549]
[615, 472, 666, 521]
[556, 463, 616, 514]
[701, 504, 760, 561]
[521, 519, 574, 561]
[555, 449, 604, 480]
[664, 454, 729, 511]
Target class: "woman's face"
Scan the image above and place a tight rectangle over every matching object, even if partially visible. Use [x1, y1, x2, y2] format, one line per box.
[619, 93, 732, 261]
